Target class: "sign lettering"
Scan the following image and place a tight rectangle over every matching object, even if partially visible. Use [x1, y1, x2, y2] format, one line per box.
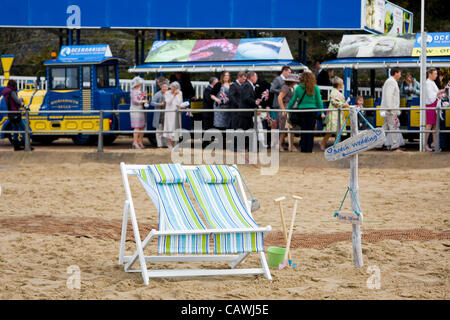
[325, 128, 386, 161]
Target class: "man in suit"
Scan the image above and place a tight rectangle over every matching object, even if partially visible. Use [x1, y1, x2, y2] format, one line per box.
[229, 71, 247, 130]
[170, 72, 195, 100]
[203, 77, 218, 130]
[239, 71, 261, 130]
[380, 67, 405, 151]
[270, 66, 291, 110]
[315, 60, 331, 86]
[202, 77, 218, 148]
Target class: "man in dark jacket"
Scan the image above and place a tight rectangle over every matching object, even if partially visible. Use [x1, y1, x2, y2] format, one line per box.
[202, 77, 218, 130]
[202, 77, 218, 148]
[315, 60, 331, 86]
[238, 71, 261, 130]
[1, 80, 28, 151]
[236, 71, 262, 151]
[170, 72, 195, 100]
[228, 71, 246, 130]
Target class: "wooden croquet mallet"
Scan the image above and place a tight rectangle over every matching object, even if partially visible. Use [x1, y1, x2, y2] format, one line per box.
[274, 196, 291, 262]
[279, 195, 302, 270]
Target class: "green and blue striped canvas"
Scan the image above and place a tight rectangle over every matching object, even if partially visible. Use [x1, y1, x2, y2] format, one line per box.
[135, 165, 209, 254]
[148, 163, 187, 184]
[197, 164, 236, 184]
[187, 165, 264, 254]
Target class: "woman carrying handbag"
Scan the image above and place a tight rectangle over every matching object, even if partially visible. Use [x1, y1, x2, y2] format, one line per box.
[287, 71, 323, 153]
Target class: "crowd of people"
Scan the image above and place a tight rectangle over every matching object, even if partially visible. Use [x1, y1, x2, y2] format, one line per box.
[127, 63, 449, 152]
[129, 66, 329, 152]
[2, 63, 447, 153]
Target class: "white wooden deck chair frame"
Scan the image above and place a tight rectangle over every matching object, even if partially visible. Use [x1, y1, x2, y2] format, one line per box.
[118, 162, 272, 285]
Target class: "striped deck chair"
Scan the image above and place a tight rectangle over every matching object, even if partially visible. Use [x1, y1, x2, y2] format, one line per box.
[119, 162, 271, 285]
[184, 164, 272, 280]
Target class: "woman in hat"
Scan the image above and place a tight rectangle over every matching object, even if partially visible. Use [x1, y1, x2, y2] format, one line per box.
[163, 81, 183, 149]
[277, 73, 300, 151]
[129, 76, 148, 149]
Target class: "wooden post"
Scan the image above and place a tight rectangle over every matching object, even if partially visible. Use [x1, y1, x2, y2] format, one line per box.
[350, 108, 363, 267]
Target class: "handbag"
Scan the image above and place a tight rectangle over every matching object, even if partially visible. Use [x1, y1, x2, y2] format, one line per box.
[288, 90, 307, 126]
[4, 92, 22, 123]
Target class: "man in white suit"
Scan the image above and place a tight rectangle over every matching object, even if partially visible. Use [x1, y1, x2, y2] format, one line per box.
[380, 67, 405, 151]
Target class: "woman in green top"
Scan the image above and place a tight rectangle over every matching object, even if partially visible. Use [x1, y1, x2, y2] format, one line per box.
[287, 71, 323, 152]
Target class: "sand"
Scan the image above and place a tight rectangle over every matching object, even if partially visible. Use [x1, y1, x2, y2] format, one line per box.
[0, 149, 449, 299]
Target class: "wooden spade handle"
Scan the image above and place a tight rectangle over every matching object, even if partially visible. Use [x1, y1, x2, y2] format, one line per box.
[283, 197, 298, 263]
[276, 199, 291, 261]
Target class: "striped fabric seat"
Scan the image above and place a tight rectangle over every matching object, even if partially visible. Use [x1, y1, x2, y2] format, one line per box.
[135, 165, 209, 254]
[148, 163, 187, 184]
[186, 165, 264, 254]
[197, 164, 236, 184]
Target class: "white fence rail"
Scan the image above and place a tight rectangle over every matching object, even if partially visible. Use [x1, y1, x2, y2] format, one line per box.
[1, 76, 382, 100]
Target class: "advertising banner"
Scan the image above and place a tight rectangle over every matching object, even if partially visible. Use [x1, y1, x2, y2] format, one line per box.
[412, 33, 450, 57]
[337, 34, 416, 58]
[363, 0, 413, 35]
[57, 44, 112, 63]
[145, 38, 293, 63]
[403, 11, 412, 34]
[364, 0, 385, 34]
[384, 2, 403, 34]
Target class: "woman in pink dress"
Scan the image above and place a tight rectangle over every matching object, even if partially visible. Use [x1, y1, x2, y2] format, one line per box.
[130, 77, 149, 149]
[424, 68, 445, 151]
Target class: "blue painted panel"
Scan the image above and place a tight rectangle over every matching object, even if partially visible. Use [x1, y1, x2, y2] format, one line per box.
[0, 0, 365, 30]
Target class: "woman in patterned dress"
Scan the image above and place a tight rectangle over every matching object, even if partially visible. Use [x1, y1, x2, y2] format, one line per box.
[320, 76, 348, 150]
[129, 76, 149, 149]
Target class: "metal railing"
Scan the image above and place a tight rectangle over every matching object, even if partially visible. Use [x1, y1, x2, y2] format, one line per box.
[1, 106, 449, 153]
[2, 76, 383, 100]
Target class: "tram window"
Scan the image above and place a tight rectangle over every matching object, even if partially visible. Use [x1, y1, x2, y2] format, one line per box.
[97, 65, 117, 88]
[82, 66, 91, 88]
[50, 67, 79, 90]
[108, 66, 117, 87]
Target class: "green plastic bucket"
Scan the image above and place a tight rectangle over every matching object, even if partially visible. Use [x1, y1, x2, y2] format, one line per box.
[267, 246, 286, 268]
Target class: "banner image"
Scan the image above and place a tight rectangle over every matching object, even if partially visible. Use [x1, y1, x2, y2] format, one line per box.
[145, 40, 196, 63]
[403, 11, 412, 34]
[364, 0, 385, 34]
[337, 34, 416, 58]
[145, 38, 292, 63]
[364, 0, 413, 35]
[188, 39, 240, 62]
[233, 38, 285, 61]
[412, 33, 450, 57]
[57, 44, 112, 63]
[385, 2, 403, 34]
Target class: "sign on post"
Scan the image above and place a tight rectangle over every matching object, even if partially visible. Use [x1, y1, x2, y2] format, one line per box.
[325, 128, 386, 161]
[335, 211, 363, 225]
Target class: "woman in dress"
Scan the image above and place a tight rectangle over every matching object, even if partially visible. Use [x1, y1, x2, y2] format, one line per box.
[425, 68, 446, 151]
[212, 71, 232, 131]
[320, 76, 348, 150]
[277, 73, 300, 151]
[163, 81, 183, 149]
[129, 76, 148, 149]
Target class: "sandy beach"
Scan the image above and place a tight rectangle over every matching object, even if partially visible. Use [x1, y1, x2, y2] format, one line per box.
[0, 147, 449, 299]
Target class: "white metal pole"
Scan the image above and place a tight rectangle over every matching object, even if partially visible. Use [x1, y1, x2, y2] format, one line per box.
[350, 108, 363, 268]
[419, 0, 427, 152]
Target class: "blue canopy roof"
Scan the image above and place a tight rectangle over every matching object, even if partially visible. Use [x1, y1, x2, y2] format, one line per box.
[44, 57, 127, 66]
[322, 57, 450, 69]
[129, 59, 306, 73]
